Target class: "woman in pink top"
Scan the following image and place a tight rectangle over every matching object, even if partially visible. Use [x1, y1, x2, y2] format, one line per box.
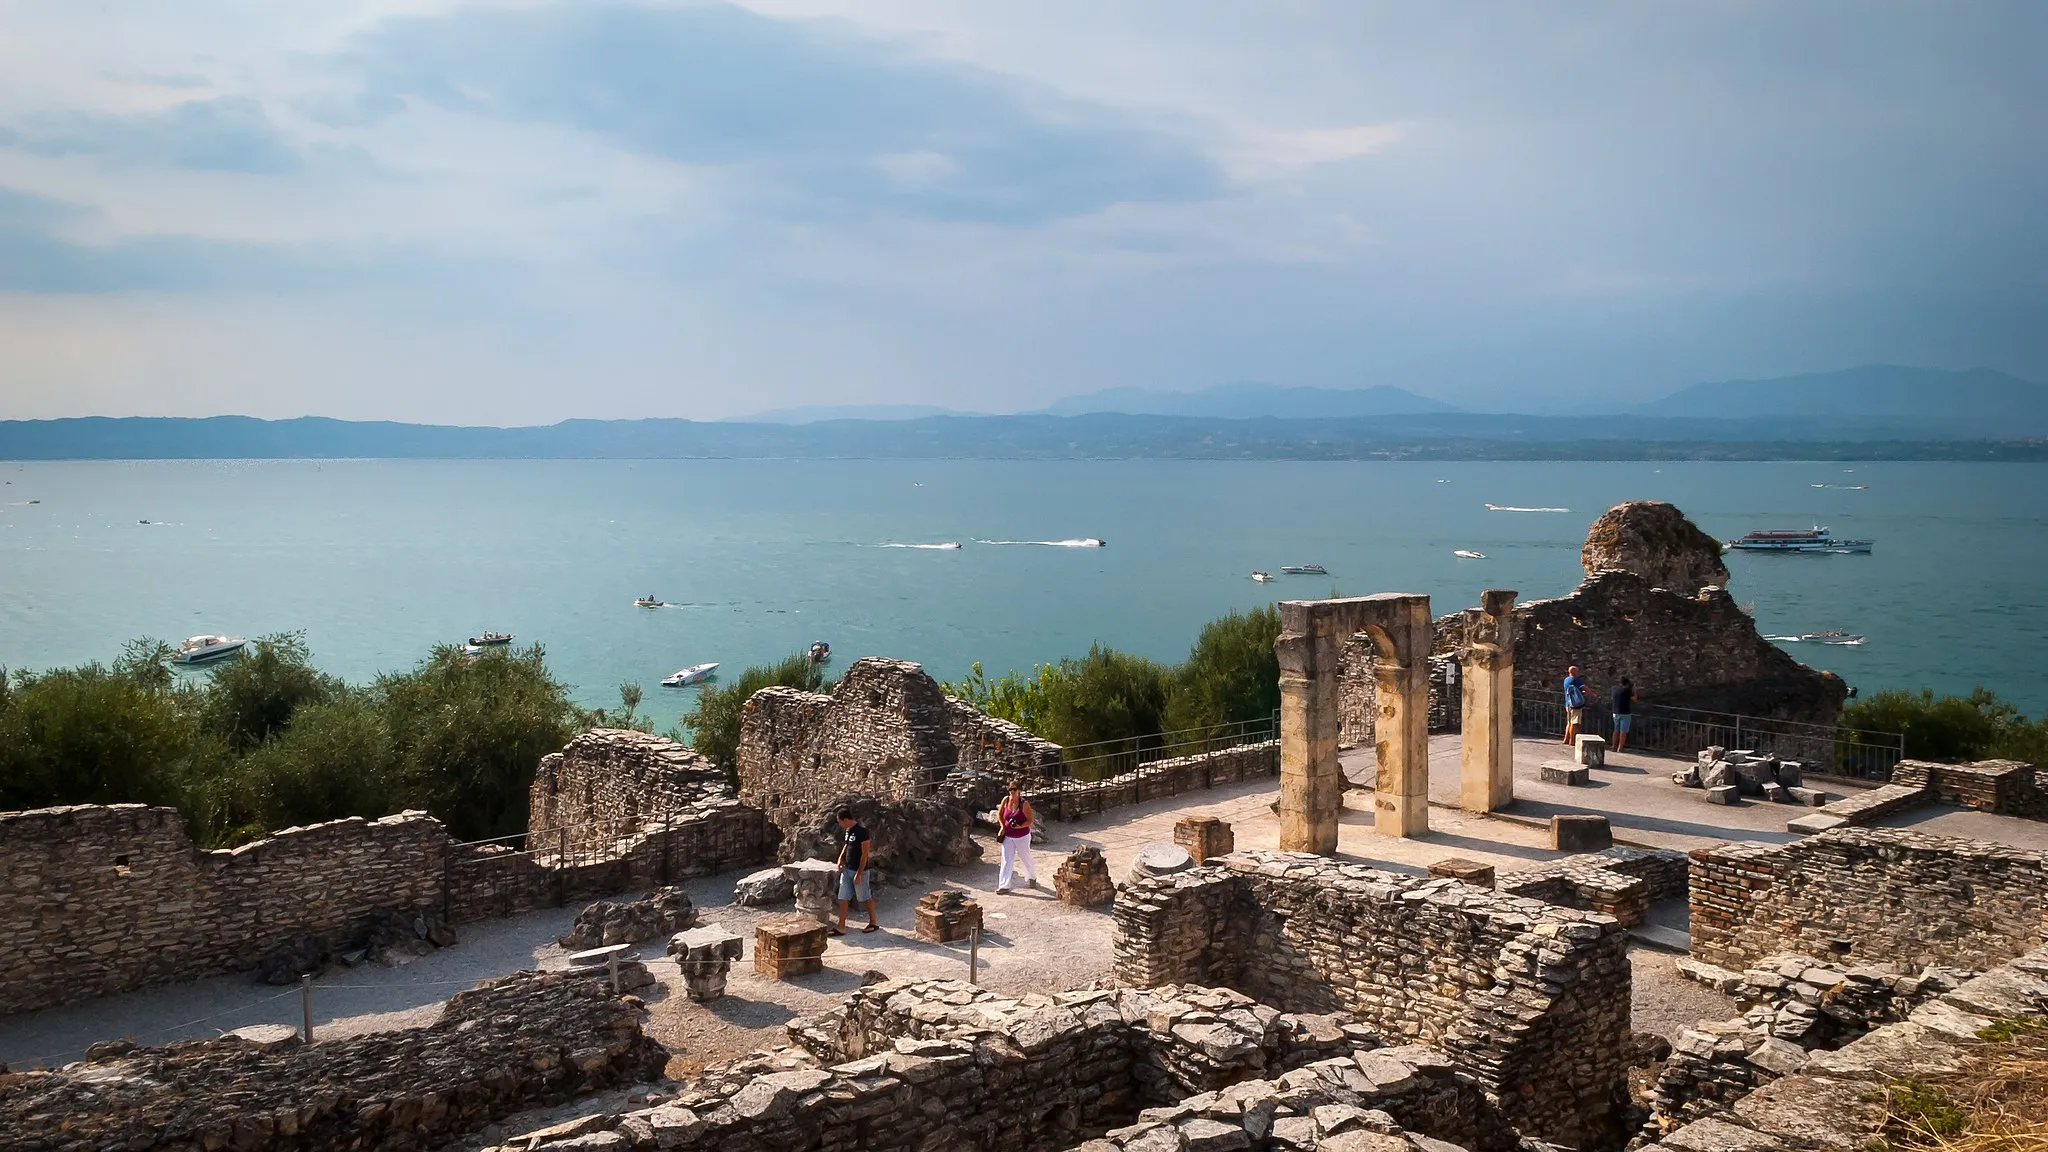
[996, 780, 1038, 893]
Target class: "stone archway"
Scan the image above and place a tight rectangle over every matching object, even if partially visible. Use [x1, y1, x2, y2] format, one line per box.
[1276, 594, 1433, 850]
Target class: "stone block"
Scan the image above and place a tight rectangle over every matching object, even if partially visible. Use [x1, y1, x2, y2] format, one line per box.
[1574, 734, 1607, 767]
[1540, 762, 1590, 786]
[1053, 847, 1117, 907]
[783, 859, 842, 922]
[1776, 761, 1804, 789]
[913, 890, 983, 944]
[733, 866, 795, 906]
[1172, 815, 1236, 863]
[1549, 814, 1612, 852]
[1761, 782, 1789, 803]
[1705, 785, 1739, 806]
[1426, 858, 1495, 889]
[1786, 812, 1847, 836]
[669, 925, 744, 1002]
[754, 914, 828, 980]
[1785, 787, 1829, 807]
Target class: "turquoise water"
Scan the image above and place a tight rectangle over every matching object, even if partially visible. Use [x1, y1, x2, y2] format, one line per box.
[2, 459, 2044, 730]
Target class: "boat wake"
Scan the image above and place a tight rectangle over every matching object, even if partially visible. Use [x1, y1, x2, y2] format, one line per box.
[974, 538, 1106, 548]
[1484, 504, 1570, 513]
[873, 542, 962, 550]
[1810, 484, 1869, 490]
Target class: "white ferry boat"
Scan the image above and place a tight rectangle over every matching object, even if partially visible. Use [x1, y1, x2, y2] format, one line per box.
[1725, 526, 1872, 554]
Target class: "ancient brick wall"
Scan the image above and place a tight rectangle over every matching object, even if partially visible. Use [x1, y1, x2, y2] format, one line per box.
[1023, 741, 1279, 819]
[1, 971, 667, 1152]
[1497, 846, 1691, 927]
[0, 804, 448, 1017]
[1111, 850, 1634, 1150]
[736, 657, 1062, 830]
[1689, 827, 2048, 972]
[1890, 758, 2048, 819]
[551, 978, 1523, 1152]
[1337, 642, 1458, 747]
[1, 734, 777, 1016]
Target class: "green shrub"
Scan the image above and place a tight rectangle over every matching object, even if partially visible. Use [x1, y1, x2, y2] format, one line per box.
[1164, 606, 1282, 736]
[1843, 686, 2048, 763]
[683, 653, 827, 784]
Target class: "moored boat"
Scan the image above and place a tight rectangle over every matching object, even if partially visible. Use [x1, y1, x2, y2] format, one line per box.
[661, 662, 720, 687]
[171, 635, 247, 665]
[1250, 571, 1275, 583]
[1726, 527, 1873, 554]
[1278, 564, 1328, 575]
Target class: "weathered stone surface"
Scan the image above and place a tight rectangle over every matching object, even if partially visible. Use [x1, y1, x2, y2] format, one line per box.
[1540, 762, 1589, 786]
[1425, 859, 1495, 889]
[732, 866, 794, 905]
[755, 914, 829, 980]
[1705, 785, 1739, 805]
[912, 890, 983, 943]
[1689, 827, 2045, 973]
[0, 971, 667, 1152]
[1054, 846, 1118, 907]
[1496, 845, 1682, 927]
[779, 793, 982, 872]
[783, 859, 841, 922]
[1130, 844, 1195, 885]
[1581, 500, 1729, 596]
[1112, 850, 1633, 1150]
[559, 886, 697, 950]
[1549, 813, 1612, 852]
[1574, 734, 1607, 767]
[669, 925, 745, 1002]
[1173, 816, 1236, 863]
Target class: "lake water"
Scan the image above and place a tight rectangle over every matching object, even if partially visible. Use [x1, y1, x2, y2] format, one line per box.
[2, 459, 2044, 730]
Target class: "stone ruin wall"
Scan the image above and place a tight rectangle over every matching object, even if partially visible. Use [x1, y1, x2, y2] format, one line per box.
[1689, 826, 2048, 973]
[537, 977, 1527, 1152]
[736, 656, 1062, 828]
[529, 728, 743, 857]
[1020, 739, 1279, 819]
[0, 734, 777, 1017]
[1, 970, 667, 1152]
[1111, 849, 1635, 1150]
[1891, 757, 2048, 820]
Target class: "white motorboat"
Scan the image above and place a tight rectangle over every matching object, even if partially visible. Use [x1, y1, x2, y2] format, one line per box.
[1454, 550, 1486, 559]
[661, 662, 719, 687]
[171, 635, 246, 665]
[634, 594, 667, 609]
[468, 631, 513, 647]
[1250, 571, 1275, 583]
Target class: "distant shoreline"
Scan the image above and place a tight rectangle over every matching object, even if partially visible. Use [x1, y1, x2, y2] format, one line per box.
[2, 413, 2044, 462]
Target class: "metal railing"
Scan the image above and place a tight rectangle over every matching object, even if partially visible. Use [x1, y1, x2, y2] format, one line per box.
[1512, 689, 1905, 779]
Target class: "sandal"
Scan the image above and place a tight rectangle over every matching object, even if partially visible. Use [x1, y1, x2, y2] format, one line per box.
[827, 926, 846, 937]
[860, 923, 880, 934]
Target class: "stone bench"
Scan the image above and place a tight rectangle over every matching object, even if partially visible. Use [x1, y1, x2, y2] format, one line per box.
[1541, 762, 1590, 786]
[1574, 734, 1607, 767]
[755, 914, 829, 980]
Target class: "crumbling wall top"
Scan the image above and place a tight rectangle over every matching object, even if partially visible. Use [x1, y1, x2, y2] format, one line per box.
[1581, 499, 1730, 595]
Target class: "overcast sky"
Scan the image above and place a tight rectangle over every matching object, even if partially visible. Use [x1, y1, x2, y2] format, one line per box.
[1, 1, 2042, 423]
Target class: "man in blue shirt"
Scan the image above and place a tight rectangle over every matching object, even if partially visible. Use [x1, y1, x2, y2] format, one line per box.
[1562, 665, 1588, 746]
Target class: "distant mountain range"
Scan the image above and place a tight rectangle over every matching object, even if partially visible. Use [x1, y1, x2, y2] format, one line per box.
[1040, 382, 1458, 419]
[1638, 365, 2048, 426]
[4, 365, 2043, 460]
[723, 403, 981, 423]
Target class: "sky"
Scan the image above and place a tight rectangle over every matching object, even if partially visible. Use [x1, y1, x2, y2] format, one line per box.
[0, 1, 2042, 424]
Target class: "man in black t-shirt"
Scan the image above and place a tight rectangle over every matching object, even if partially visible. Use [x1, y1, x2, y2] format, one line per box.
[832, 808, 880, 936]
[1610, 677, 1635, 752]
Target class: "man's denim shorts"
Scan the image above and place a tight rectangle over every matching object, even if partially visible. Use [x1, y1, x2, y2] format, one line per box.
[837, 867, 872, 902]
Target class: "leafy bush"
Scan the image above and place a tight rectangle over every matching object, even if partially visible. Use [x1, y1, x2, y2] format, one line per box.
[1843, 686, 2048, 764]
[683, 652, 828, 783]
[1164, 606, 1282, 736]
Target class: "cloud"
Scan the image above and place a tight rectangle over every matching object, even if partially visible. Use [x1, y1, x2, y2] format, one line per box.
[4, 97, 302, 174]
[335, 2, 1220, 223]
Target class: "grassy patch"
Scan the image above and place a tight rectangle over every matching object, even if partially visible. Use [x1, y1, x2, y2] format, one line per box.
[1874, 1024, 2048, 1151]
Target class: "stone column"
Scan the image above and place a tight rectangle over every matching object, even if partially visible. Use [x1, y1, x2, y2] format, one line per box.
[1373, 628, 1432, 839]
[1276, 623, 1342, 854]
[1459, 589, 1517, 814]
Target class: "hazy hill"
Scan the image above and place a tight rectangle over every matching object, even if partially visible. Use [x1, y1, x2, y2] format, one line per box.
[1639, 365, 2048, 434]
[725, 403, 979, 423]
[1042, 381, 1458, 419]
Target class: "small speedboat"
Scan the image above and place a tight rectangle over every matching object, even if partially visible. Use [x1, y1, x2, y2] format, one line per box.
[1250, 571, 1275, 583]
[1800, 631, 1865, 645]
[661, 662, 719, 687]
[634, 595, 667, 609]
[1453, 550, 1486, 559]
[809, 641, 832, 665]
[1278, 564, 1328, 575]
[468, 631, 513, 647]
[171, 635, 247, 665]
